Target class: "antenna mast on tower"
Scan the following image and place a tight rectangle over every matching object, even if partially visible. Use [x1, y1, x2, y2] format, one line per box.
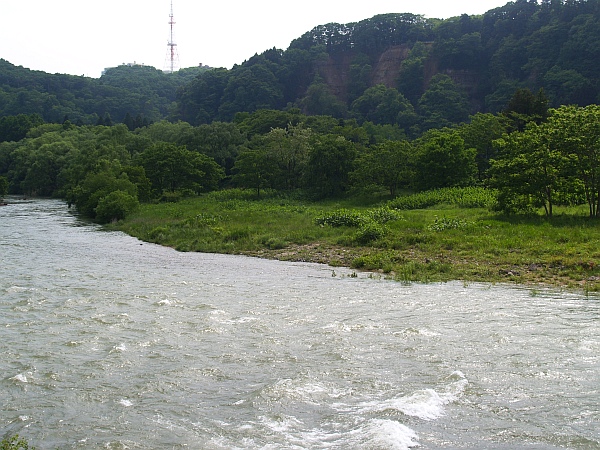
[165, 0, 180, 73]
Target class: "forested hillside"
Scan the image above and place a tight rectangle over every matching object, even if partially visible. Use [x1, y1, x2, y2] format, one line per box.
[177, 0, 600, 132]
[0, 61, 208, 125]
[1, 0, 600, 131]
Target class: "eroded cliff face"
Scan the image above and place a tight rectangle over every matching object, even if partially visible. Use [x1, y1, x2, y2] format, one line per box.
[371, 45, 412, 87]
[316, 53, 354, 102]
[314, 43, 481, 110]
[315, 46, 412, 102]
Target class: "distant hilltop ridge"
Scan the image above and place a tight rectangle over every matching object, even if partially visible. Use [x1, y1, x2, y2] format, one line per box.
[2, 1, 600, 126]
[102, 62, 212, 76]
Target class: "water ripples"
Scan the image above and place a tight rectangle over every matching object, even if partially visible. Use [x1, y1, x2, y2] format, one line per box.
[1, 198, 600, 449]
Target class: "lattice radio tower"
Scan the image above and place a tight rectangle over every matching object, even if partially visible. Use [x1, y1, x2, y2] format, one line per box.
[164, 1, 180, 73]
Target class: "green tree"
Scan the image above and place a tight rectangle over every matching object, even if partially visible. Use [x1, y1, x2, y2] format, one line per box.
[490, 122, 570, 216]
[418, 74, 470, 130]
[351, 140, 414, 196]
[397, 42, 430, 104]
[94, 190, 140, 223]
[549, 105, 600, 216]
[458, 113, 510, 181]
[0, 114, 44, 143]
[0, 175, 8, 198]
[69, 161, 138, 219]
[503, 87, 549, 132]
[304, 134, 357, 198]
[122, 165, 152, 202]
[176, 68, 230, 124]
[263, 124, 312, 190]
[182, 121, 247, 175]
[543, 66, 595, 107]
[231, 148, 274, 198]
[138, 142, 223, 196]
[414, 129, 477, 191]
[350, 84, 418, 128]
[299, 76, 347, 118]
[218, 63, 284, 121]
[0, 434, 35, 450]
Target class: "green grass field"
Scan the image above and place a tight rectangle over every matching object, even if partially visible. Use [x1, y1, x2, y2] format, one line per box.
[112, 188, 600, 292]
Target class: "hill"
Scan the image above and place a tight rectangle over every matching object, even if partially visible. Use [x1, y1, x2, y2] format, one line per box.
[0, 60, 209, 125]
[1, 0, 600, 133]
[178, 0, 600, 132]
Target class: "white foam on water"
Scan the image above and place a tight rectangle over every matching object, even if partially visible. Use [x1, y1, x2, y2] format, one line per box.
[118, 399, 133, 407]
[111, 343, 127, 353]
[355, 374, 468, 421]
[257, 414, 419, 450]
[258, 377, 353, 405]
[355, 419, 420, 450]
[10, 373, 28, 383]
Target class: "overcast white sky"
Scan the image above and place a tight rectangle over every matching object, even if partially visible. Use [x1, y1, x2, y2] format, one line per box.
[1, 0, 510, 78]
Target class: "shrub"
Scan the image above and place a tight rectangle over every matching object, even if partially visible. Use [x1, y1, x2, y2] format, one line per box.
[388, 187, 496, 210]
[354, 221, 386, 244]
[0, 435, 35, 450]
[95, 190, 140, 223]
[364, 206, 403, 223]
[427, 216, 472, 231]
[315, 209, 365, 227]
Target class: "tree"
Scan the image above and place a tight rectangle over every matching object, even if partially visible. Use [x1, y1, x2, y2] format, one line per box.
[543, 66, 596, 107]
[181, 121, 247, 175]
[0, 175, 8, 198]
[231, 148, 274, 198]
[0, 114, 44, 143]
[176, 68, 230, 124]
[263, 124, 312, 191]
[414, 129, 477, 191]
[351, 140, 414, 196]
[549, 105, 600, 217]
[303, 134, 357, 198]
[490, 123, 569, 216]
[299, 76, 347, 118]
[350, 84, 418, 128]
[0, 434, 35, 450]
[503, 88, 549, 132]
[138, 143, 222, 196]
[418, 74, 470, 130]
[458, 113, 510, 181]
[122, 112, 135, 131]
[69, 161, 138, 219]
[94, 190, 139, 223]
[217, 64, 284, 121]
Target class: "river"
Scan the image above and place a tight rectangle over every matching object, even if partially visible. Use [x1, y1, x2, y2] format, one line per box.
[1, 198, 599, 449]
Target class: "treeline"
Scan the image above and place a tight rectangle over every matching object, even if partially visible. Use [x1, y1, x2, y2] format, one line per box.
[0, 61, 208, 125]
[2, 96, 600, 221]
[2, 1, 600, 133]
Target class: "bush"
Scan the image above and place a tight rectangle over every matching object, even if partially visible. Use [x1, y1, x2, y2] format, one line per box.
[388, 187, 496, 210]
[427, 216, 472, 231]
[364, 206, 403, 223]
[94, 190, 140, 223]
[354, 221, 386, 244]
[0, 435, 35, 450]
[315, 209, 365, 227]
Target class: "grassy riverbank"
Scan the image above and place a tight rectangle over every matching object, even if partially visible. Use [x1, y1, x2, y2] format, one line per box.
[112, 189, 600, 292]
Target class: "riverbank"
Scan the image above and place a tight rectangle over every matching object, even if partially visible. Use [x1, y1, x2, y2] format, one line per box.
[112, 189, 600, 292]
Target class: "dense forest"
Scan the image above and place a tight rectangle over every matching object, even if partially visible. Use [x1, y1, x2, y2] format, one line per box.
[2, 0, 600, 128]
[0, 61, 208, 125]
[2, 0, 600, 223]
